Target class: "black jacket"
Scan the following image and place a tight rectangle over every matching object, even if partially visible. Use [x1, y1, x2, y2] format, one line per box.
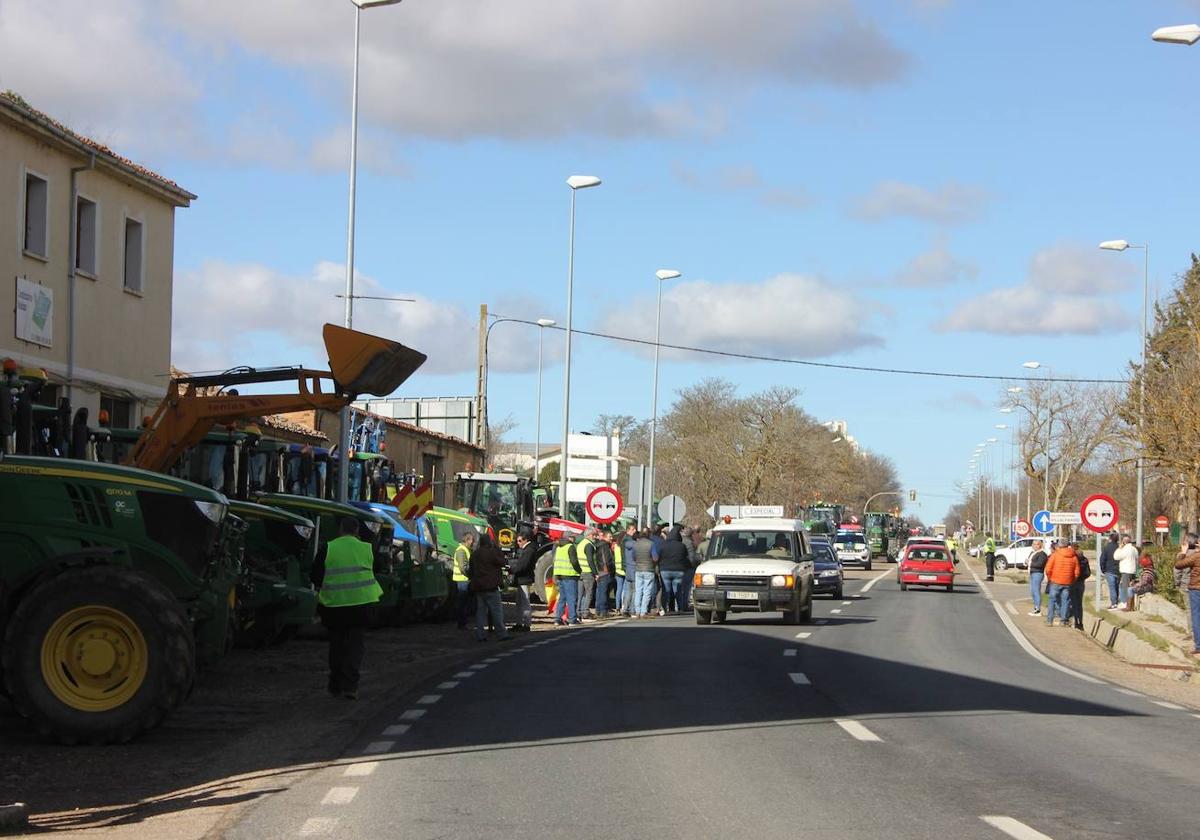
[1099, 539, 1118, 575]
[510, 542, 538, 585]
[657, 528, 691, 572]
[1028, 550, 1048, 573]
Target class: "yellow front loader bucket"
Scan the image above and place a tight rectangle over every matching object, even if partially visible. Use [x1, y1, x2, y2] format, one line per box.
[323, 323, 427, 397]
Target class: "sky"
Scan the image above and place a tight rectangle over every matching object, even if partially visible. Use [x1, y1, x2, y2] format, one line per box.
[5, 0, 1200, 521]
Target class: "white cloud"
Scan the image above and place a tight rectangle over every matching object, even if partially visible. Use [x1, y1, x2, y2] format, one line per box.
[596, 273, 882, 361]
[893, 237, 978, 288]
[852, 180, 988, 225]
[674, 162, 812, 211]
[936, 243, 1136, 335]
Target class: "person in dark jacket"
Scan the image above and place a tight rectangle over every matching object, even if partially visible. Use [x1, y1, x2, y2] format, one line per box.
[622, 524, 638, 616]
[594, 532, 614, 618]
[508, 532, 537, 632]
[1099, 532, 1120, 609]
[658, 526, 691, 613]
[1027, 540, 1048, 616]
[632, 529, 657, 618]
[469, 534, 511, 642]
[1069, 542, 1091, 630]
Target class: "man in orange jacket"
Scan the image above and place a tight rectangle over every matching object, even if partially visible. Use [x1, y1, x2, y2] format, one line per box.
[1042, 542, 1080, 627]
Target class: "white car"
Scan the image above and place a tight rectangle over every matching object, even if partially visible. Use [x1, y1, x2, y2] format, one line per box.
[833, 530, 872, 570]
[692, 517, 816, 625]
[994, 537, 1044, 570]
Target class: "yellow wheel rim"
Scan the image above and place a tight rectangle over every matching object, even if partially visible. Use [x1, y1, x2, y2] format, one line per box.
[40, 606, 148, 712]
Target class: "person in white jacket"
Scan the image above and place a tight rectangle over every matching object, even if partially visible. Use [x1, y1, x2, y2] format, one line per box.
[1113, 534, 1139, 609]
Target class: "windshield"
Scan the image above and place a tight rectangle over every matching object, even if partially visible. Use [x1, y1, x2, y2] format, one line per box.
[907, 548, 948, 562]
[835, 534, 866, 546]
[709, 530, 795, 559]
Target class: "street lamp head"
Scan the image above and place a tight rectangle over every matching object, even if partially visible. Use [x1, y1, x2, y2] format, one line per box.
[1099, 239, 1130, 252]
[999, 407, 1014, 413]
[1022, 361, 1041, 369]
[655, 269, 682, 281]
[536, 318, 557, 327]
[1006, 386, 1023, 393]
[1152, 24, 1200, 44]
[994, 424, 1008, 429]
[987, 437, 999, 443]
[567, 175, 602, 190]
[351, 0, 402, 7]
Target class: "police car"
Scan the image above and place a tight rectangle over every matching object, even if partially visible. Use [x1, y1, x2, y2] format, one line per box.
[691, 512, 815, 625]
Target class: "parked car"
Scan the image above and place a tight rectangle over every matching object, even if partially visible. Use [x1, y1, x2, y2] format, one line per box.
[898, 543, 956, 592]
[993, 537, 1043, 571]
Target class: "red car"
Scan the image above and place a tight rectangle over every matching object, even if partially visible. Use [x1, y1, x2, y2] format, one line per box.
[898, 543, 955, 592]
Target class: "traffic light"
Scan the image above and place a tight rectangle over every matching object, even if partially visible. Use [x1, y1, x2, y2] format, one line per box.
[909, 490, 917, 502]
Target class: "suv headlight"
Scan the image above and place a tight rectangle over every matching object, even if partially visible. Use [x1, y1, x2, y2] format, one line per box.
[700, 573, 715, 586]
[194, 500, 225, 525]
[770, 574, 795, 588]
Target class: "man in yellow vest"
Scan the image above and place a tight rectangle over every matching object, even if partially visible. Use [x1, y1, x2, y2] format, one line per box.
[552, 533, 582, 626]
[984, 534, 997, 582]
[576, 529, 597, 620]
[453, 531, 476, 630]
[312, 516, 383, 700]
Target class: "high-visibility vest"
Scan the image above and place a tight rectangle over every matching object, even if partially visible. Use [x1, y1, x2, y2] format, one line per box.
[985, 537, 995, 553]
[577, 537, 594, 574]
[453, 543, 471, 582]
[553, 543, 579, 577]
[318, 536, 383, 608]
[613, 544, 624, 577]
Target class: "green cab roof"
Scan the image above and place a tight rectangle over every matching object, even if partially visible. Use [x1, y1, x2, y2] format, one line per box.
[0, 454, 227, 503]
[228, 499, 314, 527]
[429, 506, 488, 527]
[256, 492, 388, 523]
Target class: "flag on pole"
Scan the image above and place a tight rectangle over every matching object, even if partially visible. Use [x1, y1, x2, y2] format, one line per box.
[394, 484, 420, 519]
[411, 481, 434, 517]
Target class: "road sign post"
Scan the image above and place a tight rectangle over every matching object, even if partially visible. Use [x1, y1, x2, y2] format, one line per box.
[1080, 494, 1119, 611]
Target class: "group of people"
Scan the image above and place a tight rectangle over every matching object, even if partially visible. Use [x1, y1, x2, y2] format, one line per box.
[1018, 535, 1156, 629]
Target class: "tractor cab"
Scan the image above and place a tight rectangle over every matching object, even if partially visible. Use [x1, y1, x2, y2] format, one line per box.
[454, 471, 547, 553]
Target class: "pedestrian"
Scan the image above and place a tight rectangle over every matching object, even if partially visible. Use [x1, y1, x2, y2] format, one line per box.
[594, 530, 614, 618]
[1042, 541, 1080, 627]
[1068, 542, 1091, 630]
[611, 530, 628, 616]
[508, 531, 537, 632]
[1128, 551, 1158, 608]
[632, 528, 658, 618]
[469, 534, 512, 642]
[1113, 534, 1139, 610]
[552, 533, 582, 626]
[681, 526, 701, 609]
[452, 530, 476, 629]
[650, 524, 666, 616]
[311, 516, 382, 700]
[622, 524, 637, 616]
[1172, 533, 1200, 655]
[983, 533, 997, 581]
[658, 525, 691, 613]
[1027, 539, 1048, 616]
[1099, 532, 1120, 609]
[576, 529, 597, 620]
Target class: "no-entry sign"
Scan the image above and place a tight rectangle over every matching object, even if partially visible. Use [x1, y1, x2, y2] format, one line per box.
[585, 486, 623, 525]
[1155, 514, 1171, 534]
[1080, 494, 1119, 534]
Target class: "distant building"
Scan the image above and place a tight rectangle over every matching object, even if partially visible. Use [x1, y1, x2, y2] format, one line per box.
[823, 419, 860, 453]
[352, 396, 477, 444]
[1, 91, 195, 426]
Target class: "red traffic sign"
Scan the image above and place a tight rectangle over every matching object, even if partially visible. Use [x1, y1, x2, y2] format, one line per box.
[1014, 519, 1032, 538]
[1155, 514, 1171, 532]
[585, 486, 624, 525]
[1080, 494, 1119, 533]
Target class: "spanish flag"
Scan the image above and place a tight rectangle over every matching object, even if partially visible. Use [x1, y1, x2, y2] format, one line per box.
[412, 481, 434, 517]
[394, 484, 420, 519]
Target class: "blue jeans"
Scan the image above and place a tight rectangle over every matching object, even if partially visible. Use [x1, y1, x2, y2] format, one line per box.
[623, 574, 636, 612]
[614, 576, 626, 613]
[456, 581, 471, 628]
[1119, 573, 1134, 606]
[595, 574, 611, 614]
[554, 577, 580, 624]
[1046, 583, 1070, 624]
[475, 590, 509, 640]
[1104, 572, 1120, 607]
[1029, 572, 1044, 611]
[1189, 590, 1200, 653]
[635, 571, 656, 615]
[660, 571, 685, 612]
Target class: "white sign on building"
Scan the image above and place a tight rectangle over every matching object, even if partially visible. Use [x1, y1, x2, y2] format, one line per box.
[564, 432, 620, 503]
[15, 277, 52, 347]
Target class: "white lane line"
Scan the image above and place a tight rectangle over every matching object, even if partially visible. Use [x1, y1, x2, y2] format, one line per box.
[342, 761, 378, 777]
[382, 724, 410, 737]
[299, 817, 340, 836]
[453, 671, 475, 678]
[841, 601, 852, 605]
[788, 672, 811, 685]
[1004, 602, 1018, 616]
[418, 694, 442, 705]
[1113, 687, 1142, 697]
[321, 787, 359, 806]
[495, 652, 513, 658]
[1153, 700, 1187, 710]
[834, 719, 882, 742]
[980, 815, 1054, 840]
[795, 632, 812, 639]
[437, 681, 459, 690]
[830, 608, 842, 614]
[783, 649, 798, 657]
[361, 740, 395, 755]
[399, 709, 426, 721]
[859, 568, 892, 593]
[483, 657, 501, 663]
[469, 664, 488, 670]
[1191, 713, 1200, 720]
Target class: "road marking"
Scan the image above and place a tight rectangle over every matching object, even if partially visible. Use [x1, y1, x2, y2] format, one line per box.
[399, 709, 426, 721]
[1153, 700, 1187, 710]
[437, 681, 459, 690]
[980, 815, 1054, 839]
[483, 657, 501, 663]
[418, 694, 442, 705]
[299, 817, 339, 836]
[1113, 688, 1142, 697]
[1191, 713, 1200, 720]
[783, 649, 797, 657]
[830, 608, 842, 614]
[382, 724, 411, 737]
[342, 761, 378, 777]
[469, 664, 488, 670]
[841, 601, 852, 605]
[834, 719, 882, 742]
[321, 787, 359, 806]
[453, 671, 475, 678]
[1004, 602, 1018, 616]
[788, 672, 811, 685]
[859, 569, 892, 593]
[495, 653, 513, 658]
[362, 740, 395, 754]
[795, 632, 812, 639]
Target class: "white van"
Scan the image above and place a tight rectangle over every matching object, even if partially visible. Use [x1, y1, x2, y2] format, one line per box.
[691, 517, 815, 625]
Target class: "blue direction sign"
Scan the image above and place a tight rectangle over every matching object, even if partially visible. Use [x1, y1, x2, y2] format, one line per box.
[1032, 510, 1054, 534]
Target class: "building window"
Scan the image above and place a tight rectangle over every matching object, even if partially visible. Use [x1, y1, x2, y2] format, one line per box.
[123, 217, 143, 293]
[23, 171, 49, 258]
[76, 196, 98, 276]
[99, 394, 132, 429]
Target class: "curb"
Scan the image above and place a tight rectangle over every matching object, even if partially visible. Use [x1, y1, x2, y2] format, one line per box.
[0, 802, 28, 834]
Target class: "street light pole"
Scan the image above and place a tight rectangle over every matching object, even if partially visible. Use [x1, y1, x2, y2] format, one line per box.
[647, 269, 681, 527]
[534, 318, 556, 481]
[559, 176, 601, 516]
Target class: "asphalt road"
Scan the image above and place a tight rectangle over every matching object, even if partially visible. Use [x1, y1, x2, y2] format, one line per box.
[226, 568, 1200, 840]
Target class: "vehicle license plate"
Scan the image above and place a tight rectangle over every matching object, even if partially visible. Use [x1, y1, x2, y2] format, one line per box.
[727, 591, 757, 601]
[919, 574, 938, 581]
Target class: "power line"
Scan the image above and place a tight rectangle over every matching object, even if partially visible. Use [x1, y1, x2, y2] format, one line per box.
[487, 316, 1124, 385]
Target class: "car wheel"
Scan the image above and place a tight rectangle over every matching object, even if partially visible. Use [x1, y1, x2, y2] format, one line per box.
[995, 556, 1008, 571]
[864, 560, 872, 571]
[900, 582, 908, 591]
[946, 584, 954, 592]
[800, 592, 813, 623]
[833, 585, 843, 600]
[695, 609, 712, 625]
[712, 610, 727, 624]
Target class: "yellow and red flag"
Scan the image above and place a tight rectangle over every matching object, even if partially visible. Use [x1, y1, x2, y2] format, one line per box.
[394, 484, 419, 519]
[411, 481, 434, 517]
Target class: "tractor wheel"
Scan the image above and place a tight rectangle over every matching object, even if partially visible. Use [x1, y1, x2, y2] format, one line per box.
[1, 565, 195, 745]
[532, 554, 555, 604]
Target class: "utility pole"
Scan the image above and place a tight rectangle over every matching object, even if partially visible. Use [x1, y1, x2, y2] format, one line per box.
[476, 304, 488, 455]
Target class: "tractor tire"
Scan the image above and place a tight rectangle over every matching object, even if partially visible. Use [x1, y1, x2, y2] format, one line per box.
[1, 565, 195, 745]
[532, 554, 555, 604]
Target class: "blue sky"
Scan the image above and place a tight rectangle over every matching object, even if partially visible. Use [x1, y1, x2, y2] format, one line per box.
[5, 0, 1200, 519]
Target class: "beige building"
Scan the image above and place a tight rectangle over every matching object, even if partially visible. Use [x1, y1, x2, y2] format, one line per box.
[1, 92, 194, 427]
